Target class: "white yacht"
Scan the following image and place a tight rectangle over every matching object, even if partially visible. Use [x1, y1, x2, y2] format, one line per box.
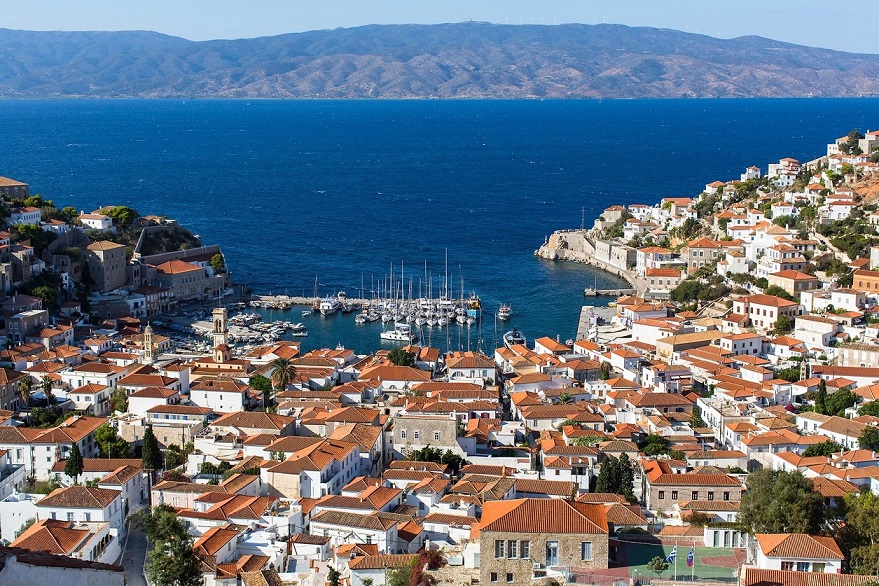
[380, 322, 418, 342]
[498, 304, 512, 320]
[319, 295, 342, 315]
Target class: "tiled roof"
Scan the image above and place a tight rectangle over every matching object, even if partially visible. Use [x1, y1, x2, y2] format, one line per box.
[193, 524, 242, 556]
[478, 498, 608, 536]
[37, 486, 120, 509]
[10, 519, 90, 555]
[348, 554, 415, 570]
[741, 568, 875, 586]
[755, 533, 843, 559]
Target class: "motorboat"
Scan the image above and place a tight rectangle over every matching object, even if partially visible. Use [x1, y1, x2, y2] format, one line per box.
[503, 328, 527, 349]
[498, 304, 512, 320]
[380, 322, 418, 343]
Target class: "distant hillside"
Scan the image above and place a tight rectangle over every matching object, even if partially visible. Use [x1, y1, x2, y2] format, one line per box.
[2, 23, 879, 98]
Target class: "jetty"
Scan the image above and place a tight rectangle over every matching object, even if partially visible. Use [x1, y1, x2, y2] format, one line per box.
[584, 288, 636, 297]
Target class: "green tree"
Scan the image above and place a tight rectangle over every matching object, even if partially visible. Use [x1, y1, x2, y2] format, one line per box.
[772, 315, 794, 335]
[134, 505, 202, 586]
[841, 491, 879, 575]
[690, 405, 705, 428]
[763, 286, 794, 301]
[825, 389, 858, 417]
[858, 401, 879, 417]
[387, 348, 416, 367]
[595, 456, 622, 494]
[802, 440, 842, 457]
[142, 425, 163, 472]
[40, 376, 55, 408]
[95, 423, 130, 458]
[739, 469, 824, 534]
[268, 357, 297, 392]
[328, 567, 341, 586]
[14, 223, 57, 254]
[618, 453, 635, 500]
[558, 392, 574, 404]
[104, 205, 139, 226]
[599, 361, 612, 380]
[815, 380, 828, 415]
[59, 206, 79, 223]
[860, 426, 879, 451]
[31, 285, 58, 311]
[210, 253, 226, 274]
[386, 564, 413, 586]
[440, 449, 465, 474]
[17, 379, 31, 408]
[109, 386, 129, 413]
[641, 434, 671, 456]
[249, 374, 273, 393]
[646, 556, 669, 578]
[64, 443, 84, 484]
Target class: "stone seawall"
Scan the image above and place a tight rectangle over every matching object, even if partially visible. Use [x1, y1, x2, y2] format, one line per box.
[535, 229, 645, 295]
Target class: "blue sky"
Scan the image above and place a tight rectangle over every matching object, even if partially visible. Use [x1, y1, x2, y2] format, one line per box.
[3, 0, 879, 53]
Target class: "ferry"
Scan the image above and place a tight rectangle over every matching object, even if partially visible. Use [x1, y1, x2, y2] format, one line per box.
[498, 304, 512, 320]
[503, 327, 526, 349]
[319, 295, 342, 316]
[380, 322, 418, 343]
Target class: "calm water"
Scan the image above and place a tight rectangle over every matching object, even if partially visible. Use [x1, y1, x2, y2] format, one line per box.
[1, 98, 878, 352]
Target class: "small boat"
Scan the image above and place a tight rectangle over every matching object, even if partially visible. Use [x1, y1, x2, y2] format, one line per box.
[355, 313, 368, 324]
[302, 309, 314, 317]
[583, 288, 597, 297]
[498, 304, 512, 320]
[503, 328, 527, 349]
[380, 322, 418, 343]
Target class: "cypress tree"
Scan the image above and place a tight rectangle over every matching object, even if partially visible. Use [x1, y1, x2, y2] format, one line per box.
[142, 425, 162, 471]
[64, 443, 84, 484]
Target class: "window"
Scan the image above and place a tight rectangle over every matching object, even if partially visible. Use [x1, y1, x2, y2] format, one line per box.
[581, 542, 593, 561]
[400, 430, 407, 440]
[796, 562, 809, 572]
[506, 574, 513, 583]
[707, 492, 714, 501]
[490, 573, 498, 583]
[545, 541, 559, 567]
[67, 512, 74, 521]
[508, 540, 517, 558]
[495, 540, 505, 559]
[434, 431, 441, 441]
[658, 491, 665, 500]
[50, 512, 56, 520]
[414, 430, 420, 440]
[366, 535, 372, 544]
[671, 491, 678, 500]
[692, 491, 699, 500]
[84, 513, 91, 522]
[723, 492, 730, 501]
[520, 541, 530, 559]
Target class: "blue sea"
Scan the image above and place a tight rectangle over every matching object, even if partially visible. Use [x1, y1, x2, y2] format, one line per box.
[1, 98, 878, 352]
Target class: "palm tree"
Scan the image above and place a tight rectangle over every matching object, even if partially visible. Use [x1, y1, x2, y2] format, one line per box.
[17, 379, 31, 409]
[41, 376, 55, 410]
[268, 357, 297, 394]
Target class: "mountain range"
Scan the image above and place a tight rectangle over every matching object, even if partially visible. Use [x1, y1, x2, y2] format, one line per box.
[1, 22, 879, 99]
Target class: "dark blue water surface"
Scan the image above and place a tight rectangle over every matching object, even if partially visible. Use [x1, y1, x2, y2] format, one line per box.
[1, 98, 878, 352]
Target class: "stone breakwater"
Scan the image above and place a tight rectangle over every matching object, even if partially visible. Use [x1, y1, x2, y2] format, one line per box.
[535, 229, 645, 296]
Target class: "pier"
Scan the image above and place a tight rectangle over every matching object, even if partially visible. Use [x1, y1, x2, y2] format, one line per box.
[584, 288, 636, 297]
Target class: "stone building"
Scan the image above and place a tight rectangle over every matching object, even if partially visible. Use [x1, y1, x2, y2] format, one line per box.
[479, 498, 609, 586]
[392, 413, 462, 459]
[85, 241, 128, 293]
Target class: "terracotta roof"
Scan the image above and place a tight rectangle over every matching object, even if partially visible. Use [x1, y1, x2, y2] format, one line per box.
[478, 498, 608, 536]
[193, 524, 242, 556]
[741, 568, 876, 586]
[10, 519, 91, 555]
[348, 554, 415, 570]
[755, 533, 844, 559]
[155, 259, 203, 274]
[37, 486, 120, 509]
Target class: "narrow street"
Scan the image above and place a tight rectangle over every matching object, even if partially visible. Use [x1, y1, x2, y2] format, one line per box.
[120, 520, 149, 586]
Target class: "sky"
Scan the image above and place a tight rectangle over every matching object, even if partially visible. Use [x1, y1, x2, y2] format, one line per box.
[2, 0, 879, 54]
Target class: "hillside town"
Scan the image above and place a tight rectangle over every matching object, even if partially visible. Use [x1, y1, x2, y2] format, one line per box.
[1, 129, 879, 586]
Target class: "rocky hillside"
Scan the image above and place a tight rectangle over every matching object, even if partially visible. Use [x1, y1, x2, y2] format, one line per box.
[2, 23, 879, 98]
